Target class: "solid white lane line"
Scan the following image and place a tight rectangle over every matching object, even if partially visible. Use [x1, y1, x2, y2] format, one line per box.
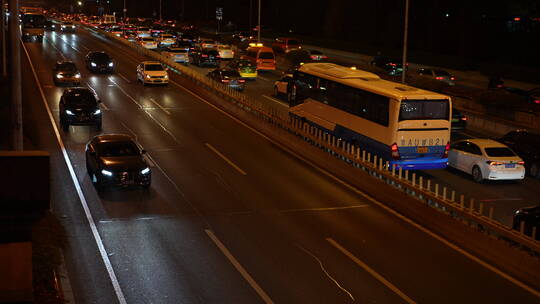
[262, 95, 288, 108]
[21, 38, 128, 304]
[296, 244, 355, 302]
[149, 97, 171, 115]
[280, 204, 369, 214]
[327, 238, 416, 304]
[44, 36, 66, 60]
[117, 73, 131, 83]
[108, 77, 143, 108]
[205, 229, 274, 304]
[205, 143, 247, 176]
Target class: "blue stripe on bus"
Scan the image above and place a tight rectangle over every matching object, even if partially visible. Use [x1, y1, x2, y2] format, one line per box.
[291, 114, 447, 170]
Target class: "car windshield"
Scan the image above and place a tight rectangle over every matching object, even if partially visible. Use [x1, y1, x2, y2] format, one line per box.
[434, 70, 451, 76]
[99, 142, 140, 157]
[399, 99, 450, 121]
[484, 147, 516, 157]
[145, 64, 164, 71]
[222, 70, 240, 77]
[66, 91, 97, 106]
[57, 63, 77, 71]
[142, 38, 154, 42]
[90, 53, 110, 61]
[259, 52, 274, 59]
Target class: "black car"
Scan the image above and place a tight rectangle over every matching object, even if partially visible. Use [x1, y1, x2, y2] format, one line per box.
[60, 21, 76, 32]
[512, 205, 540, 240]
[44, 19, 56, 31]
[52, 61, 81, 85]
[174, 40, 195, 52]
[190, 48, 220, 67]
[85, 134, 151, 189]
[59, 87, 102, 132]
[451, 108, 467, 131]
[499, 129, 540, 178]
[85, 51, 114, 73]
[207, 68, 246, 91]
[370, 55, 404, 75]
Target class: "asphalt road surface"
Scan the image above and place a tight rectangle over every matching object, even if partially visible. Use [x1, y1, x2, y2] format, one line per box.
[20, 28, 540, 303]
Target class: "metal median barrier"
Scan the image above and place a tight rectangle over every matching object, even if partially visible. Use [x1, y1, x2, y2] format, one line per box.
[88, 25, 539, 257]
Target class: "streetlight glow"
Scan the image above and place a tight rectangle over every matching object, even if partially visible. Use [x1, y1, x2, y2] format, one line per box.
[77, 1, 82, 6]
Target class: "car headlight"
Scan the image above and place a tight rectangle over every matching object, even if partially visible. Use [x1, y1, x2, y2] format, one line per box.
[109, 62, 114, 67]
[145, 74, 151, 79]
[56, 74, 64, 78]
[52, 25, 55, 28]
[91, 62, 97, 67]
[101, 169, 113, 176]
[94, 109, 101, 115]
[65, 109, 75, 115]
[75, 73, 81, 78]
[164, 74, 168, 79]
[141, 167, 150, 175]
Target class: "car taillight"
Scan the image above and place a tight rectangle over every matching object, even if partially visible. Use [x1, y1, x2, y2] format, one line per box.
[442, 141, 450, 158]
[486, 161, 503, 166]
[238, 79, 245, 83]
[450, 77, 456, 80]
[221, 79, 230, 83]
[391, 143, 400, 160]
[436, 76, 444, 80]
[201, 54, 208, 57]
[216, 55, 221, 58]
[534, 99, 540, 104]
[461, 117, 468, 121]
[518, 161, 525, 165]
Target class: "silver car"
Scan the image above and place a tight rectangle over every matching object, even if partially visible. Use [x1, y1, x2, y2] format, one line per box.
[418, 68, 455, 86]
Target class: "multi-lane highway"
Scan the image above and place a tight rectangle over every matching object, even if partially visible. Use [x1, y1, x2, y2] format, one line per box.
[21, 27, 540, 303]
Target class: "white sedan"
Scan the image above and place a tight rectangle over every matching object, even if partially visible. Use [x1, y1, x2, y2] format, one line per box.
[138, 37, 158, 49]
[217, 44, 234, 59]
[448, 139, 525, 183]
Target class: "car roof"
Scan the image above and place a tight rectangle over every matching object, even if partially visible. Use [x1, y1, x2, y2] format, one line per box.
[95, 134, 134, 143]
[458, 138, 508, 148]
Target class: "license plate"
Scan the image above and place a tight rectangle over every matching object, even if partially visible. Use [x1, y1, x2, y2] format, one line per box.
[505, 164, 515, 168]
[417, 146, 428, 153]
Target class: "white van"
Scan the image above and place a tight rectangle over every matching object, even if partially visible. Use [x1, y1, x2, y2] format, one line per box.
[102, 15, 116, 24]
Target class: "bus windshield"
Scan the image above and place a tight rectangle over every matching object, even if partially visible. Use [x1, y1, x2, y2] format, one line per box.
[399, 99, 449, 121]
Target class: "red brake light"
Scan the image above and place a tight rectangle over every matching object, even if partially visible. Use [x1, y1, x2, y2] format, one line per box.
[450, 77, 456, 80]
[443, 142, 450, 158]
[436, 76, 444, 80]
[391, 143, 400, 160]
[216, 55, 221, 58]
[221, 79, 230, 83]
[518, 161, 525, 165]
[238, 79, 245, 83]
[534, 99, 540, 104]
[201, 54, 208, 57]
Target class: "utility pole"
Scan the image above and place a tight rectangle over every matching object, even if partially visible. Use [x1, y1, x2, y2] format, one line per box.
[257, 0, 261, 42]
[2, 0, 7, 76]
[401, 0, 409, 84]
[9, 0, 22, 150]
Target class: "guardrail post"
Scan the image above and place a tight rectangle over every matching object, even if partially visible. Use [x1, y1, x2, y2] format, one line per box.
[356, 147, 360, 160]
[435, 183, 439, 197]
[405, 170, 409, 181]
[392, 165, 396, 176]
[451, 190, 455, 202]
[469, 199, 475, 214]
[418, 176, 423, 190]
[489, 207, 494, 221]
[532, 227, 537, 240]
[373, 155, 378, 168]
[442, 187, 447, 200]
[379, 158, 383, 170]
[520, 221, 525, 234]
[427, 178, 431, 192]
[362, 150, 366, 162]
[460, 195, 465, 209]
[367, 153, 371, 164]
[398, 167, 402, 180]
[479, 203, 484, 215]
[411, 173, 416, 187]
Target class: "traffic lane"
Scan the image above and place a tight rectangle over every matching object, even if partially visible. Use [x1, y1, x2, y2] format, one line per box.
[33, 32, 271, 303]
[21, 41, 122, 304]
[66, 27, 540, 300]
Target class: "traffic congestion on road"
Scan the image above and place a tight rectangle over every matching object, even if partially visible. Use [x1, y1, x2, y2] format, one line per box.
[12, 10, 540, 303]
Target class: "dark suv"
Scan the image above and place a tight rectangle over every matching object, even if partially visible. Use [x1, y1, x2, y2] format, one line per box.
[370, 56, 404, 76]
[190, 48, 220, 67]
[85, 51, 114, 73]
[59, 87, 102, 132]
[498, 129, 540, 178]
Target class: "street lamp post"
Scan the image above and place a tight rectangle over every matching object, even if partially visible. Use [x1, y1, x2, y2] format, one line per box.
[401, 0, 409, 84]
[257, 0, 261, 42]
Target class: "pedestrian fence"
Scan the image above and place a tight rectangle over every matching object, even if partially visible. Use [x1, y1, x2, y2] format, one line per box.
[88, 25, 540, 256]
